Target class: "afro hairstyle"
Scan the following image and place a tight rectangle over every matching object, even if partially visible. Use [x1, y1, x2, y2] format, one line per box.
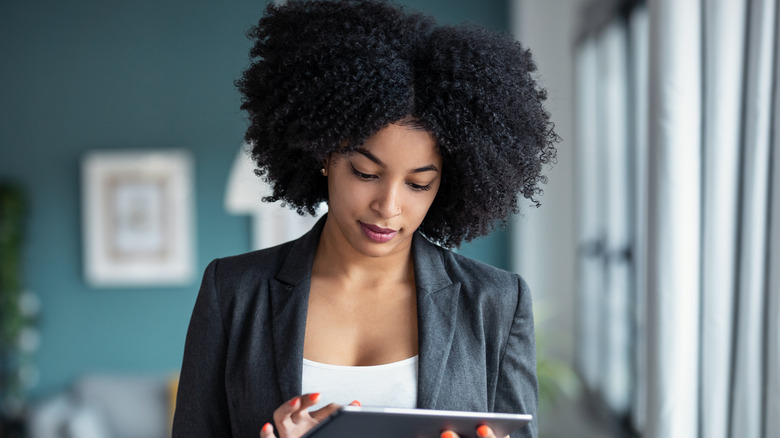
[237, 0, 558, 248]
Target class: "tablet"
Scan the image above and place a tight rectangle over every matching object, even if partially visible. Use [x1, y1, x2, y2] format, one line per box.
[303, 406, 532, 438]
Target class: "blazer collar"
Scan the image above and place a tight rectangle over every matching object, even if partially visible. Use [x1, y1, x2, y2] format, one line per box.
[269, 216, 325, 401]
[268, 216, 460, 408]
[412, 232, 460, 409]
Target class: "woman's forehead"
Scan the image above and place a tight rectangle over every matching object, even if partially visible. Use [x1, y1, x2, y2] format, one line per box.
[351, 124, 440, 165]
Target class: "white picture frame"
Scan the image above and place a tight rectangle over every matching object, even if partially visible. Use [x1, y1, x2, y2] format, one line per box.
[81, 150, 195, 287]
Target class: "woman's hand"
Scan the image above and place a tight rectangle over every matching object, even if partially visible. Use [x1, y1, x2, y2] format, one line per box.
[259, 394, 359, 438]
[440, 425, 509, 438]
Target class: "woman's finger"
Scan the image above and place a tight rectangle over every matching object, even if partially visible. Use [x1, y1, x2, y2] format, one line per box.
[274, 394, 317, 427]
[299, 393, 322, 409]
[309, 402, 342, 422]
[441, 424, 500, 438]
[273, 395, 301, 426]
[475, 425, 498, 438]
[290, 393, 321, 423]
[259, 422, 274, 438]
[267, 394, 356, 438]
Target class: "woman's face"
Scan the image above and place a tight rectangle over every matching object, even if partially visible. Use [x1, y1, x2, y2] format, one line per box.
[323, 123, 442, 259]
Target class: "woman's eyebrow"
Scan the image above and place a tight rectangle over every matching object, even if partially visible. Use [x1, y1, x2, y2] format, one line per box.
[410, 164, 439, 173]
[356, 148, 440, 173]
[356, 148, 384, 166]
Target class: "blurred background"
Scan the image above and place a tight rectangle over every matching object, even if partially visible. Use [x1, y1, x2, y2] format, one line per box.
[1, 0, 778, 438]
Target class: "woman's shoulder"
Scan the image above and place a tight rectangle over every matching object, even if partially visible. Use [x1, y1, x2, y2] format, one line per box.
[447, 250, 520, 282]
[224, 237, 299, 264]
[416, 235, 529, 298]
[207, 219, 324, 285]
[203, 238, 305, 294]
[418, 240, 532, 335]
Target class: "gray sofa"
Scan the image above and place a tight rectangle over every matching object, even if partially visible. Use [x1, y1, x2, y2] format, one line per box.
[27, 374, 175, 438]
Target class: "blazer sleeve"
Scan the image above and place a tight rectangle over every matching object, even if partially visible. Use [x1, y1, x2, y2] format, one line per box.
[172, 259, 233, 437]
[494, 276, 539, 438]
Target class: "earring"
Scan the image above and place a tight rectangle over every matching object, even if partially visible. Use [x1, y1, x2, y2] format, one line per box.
[320, 168, 327, 176]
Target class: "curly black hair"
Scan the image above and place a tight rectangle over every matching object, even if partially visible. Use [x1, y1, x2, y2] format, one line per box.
[237, 0, 557, 248]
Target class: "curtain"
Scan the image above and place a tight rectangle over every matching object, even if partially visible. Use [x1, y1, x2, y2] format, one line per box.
[645, 1, 703, 437]
[700, 0, 746, 437]
[766, 40, 780, 434]
[574, 36, 604, 395]
[627, 7, 647, 433]
[730, 0, 777, 436]
[573, 0, 780, 437]
[574, 21, 634, 417]
[600, 21, 633, 415]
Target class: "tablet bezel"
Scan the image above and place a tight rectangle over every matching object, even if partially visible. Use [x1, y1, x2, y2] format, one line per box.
[303, 405, 532, 438]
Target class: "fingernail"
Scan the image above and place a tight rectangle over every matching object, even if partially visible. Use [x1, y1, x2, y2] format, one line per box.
[289, 397, 299, 407]
[441, 431, 455, 438]
[308, 393, 320, 402]
[262, 423, 273, 433]
[477, 425, 490, 437]
[349, 400, 362, 406]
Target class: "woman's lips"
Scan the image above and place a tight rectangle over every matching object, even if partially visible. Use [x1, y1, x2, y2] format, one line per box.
[359, 222, 398, 243]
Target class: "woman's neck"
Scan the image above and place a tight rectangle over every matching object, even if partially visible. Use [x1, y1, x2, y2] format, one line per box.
[312, 221, 414, 289]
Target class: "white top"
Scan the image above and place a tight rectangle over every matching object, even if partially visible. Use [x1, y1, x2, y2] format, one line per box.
[301, 356, 418, 411]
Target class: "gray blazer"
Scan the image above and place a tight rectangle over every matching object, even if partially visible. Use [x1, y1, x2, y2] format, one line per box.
[173, 217, 538, 438]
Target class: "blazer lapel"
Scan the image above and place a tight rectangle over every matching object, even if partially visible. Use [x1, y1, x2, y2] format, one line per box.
[413, 233, 460, 409]
[267, 222, 460, 407]
[269, 216, 326, 402]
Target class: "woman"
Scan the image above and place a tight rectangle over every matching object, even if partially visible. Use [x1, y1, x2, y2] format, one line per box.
[172, 1, 557, 437]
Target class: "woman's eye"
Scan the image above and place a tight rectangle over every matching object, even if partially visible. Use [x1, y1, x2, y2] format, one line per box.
[350, 163, 376, 180]
[409, 183, 432, 192]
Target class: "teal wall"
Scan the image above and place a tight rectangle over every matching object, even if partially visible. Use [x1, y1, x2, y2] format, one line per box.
[0, 0, 510, 399]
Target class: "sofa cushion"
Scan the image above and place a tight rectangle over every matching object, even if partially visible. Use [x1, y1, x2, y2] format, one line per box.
[72, 375, 169, 438]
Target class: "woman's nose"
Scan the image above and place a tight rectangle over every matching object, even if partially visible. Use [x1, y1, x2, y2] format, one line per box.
[371, 184, 402, 218]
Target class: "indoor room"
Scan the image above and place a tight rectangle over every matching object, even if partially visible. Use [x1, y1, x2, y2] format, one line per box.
[1, 0, 777, 437]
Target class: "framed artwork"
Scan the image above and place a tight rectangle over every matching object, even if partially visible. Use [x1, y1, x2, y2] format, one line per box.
[81, 150, 195, 287]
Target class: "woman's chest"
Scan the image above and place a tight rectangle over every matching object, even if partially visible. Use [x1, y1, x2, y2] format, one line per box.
[303, 278, 419, 366]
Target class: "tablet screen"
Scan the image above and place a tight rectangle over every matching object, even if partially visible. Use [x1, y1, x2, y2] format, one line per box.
[303, 406, 532, 438]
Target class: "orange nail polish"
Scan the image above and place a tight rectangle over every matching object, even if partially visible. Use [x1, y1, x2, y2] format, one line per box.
[308, 393, 320, 402]
[441, 431, 455, 438]
[262, 423, 273, 433]
[289, 397, 299, 407]
[477, 425, 490, 437]
[350, 400, 362, 406]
